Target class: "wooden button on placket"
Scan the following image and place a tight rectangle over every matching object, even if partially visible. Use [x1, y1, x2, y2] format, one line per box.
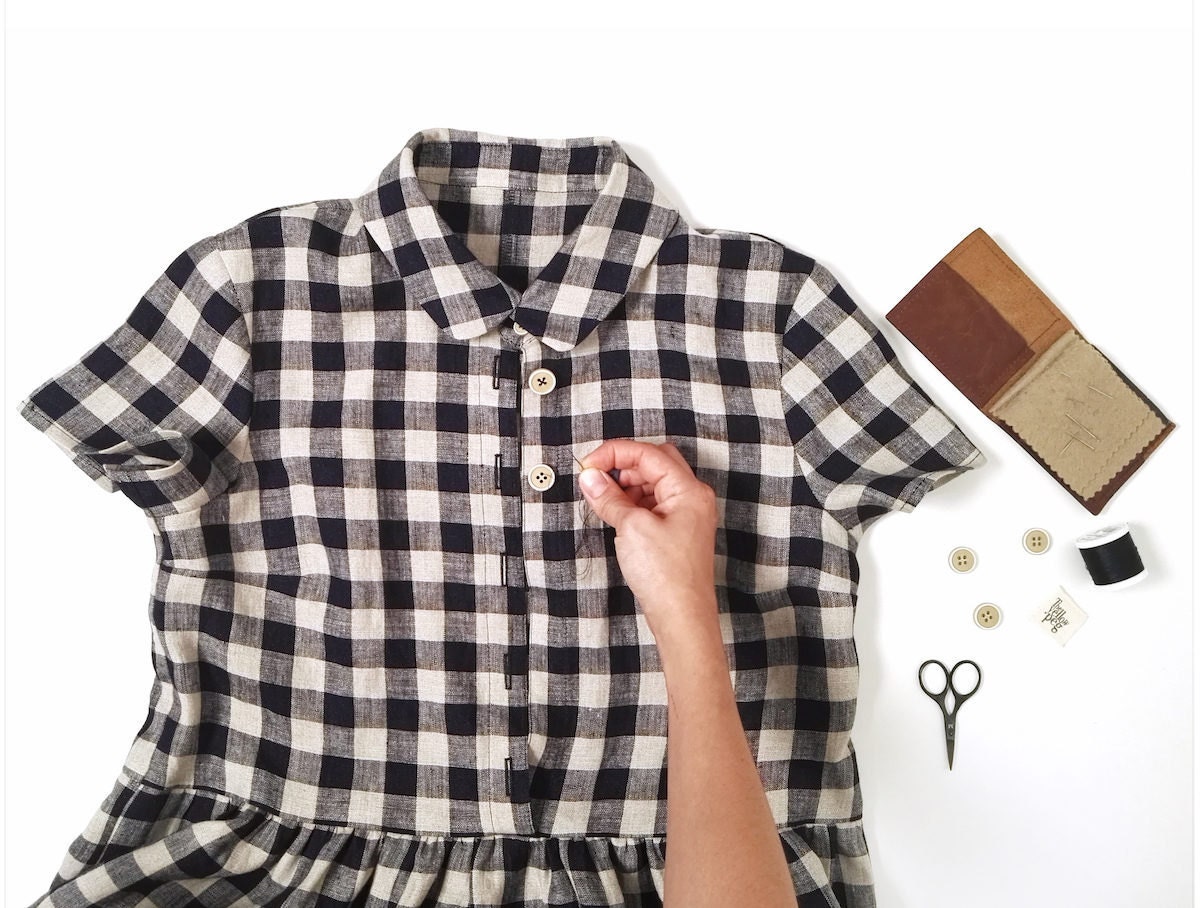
[528, 368, 556, 395]
[527, 464, 555, 491]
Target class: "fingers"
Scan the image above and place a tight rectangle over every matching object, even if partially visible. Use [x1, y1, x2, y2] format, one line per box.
[579, 440, 697, 496]
[578, 440, 705, 528]
[614, 443, 691, 491]
[577, 466, 640, 532]
[623, 483, 652, 508]
[658, 442, 692, 472]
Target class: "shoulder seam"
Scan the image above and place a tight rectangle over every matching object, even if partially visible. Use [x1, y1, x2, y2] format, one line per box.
[246, 198, 352, 221]
[210, 225, 256, 446]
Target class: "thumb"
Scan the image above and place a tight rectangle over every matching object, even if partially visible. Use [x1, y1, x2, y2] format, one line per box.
[578, 468, 636, 532]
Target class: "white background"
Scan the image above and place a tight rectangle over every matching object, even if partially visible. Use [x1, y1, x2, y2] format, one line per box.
[4, 3, 1194, 906]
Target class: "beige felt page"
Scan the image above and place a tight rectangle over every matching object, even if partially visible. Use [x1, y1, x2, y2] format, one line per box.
[988, 330, 1167, 499]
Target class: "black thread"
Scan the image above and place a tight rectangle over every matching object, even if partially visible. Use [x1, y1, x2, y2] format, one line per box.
[1078, 528, 1144, 585]
[573, 496, 608, 582]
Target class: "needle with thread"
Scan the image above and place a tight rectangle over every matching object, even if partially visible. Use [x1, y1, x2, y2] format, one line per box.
[571, 452, 621, 482]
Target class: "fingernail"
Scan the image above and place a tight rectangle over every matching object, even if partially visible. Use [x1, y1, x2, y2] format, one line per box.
[579, 468, 607, 496]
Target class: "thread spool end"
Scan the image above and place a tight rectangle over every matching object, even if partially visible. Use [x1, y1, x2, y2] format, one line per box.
[1075, 523, 1131, 550]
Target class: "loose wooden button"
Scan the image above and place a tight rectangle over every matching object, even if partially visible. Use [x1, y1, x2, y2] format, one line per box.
[948, 546, 977, 573]
[1023, 528, 1051, 554]
[974, 602, 1003, 629]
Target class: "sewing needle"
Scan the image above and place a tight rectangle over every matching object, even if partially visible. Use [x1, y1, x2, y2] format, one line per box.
[1064, 413, 1100, 440]
[571, 451, 621, 482]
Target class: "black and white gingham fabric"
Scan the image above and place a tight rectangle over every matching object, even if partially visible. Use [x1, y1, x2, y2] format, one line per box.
[16, 127, 984, 908]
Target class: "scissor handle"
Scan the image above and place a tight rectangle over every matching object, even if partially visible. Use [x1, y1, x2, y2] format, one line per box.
[918, 659, 951, 699]
[948, 659, 982, 702]
[918, 659, 982, 712]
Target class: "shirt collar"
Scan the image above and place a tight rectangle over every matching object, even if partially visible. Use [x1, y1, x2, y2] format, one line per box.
[351, 127, 682, 352]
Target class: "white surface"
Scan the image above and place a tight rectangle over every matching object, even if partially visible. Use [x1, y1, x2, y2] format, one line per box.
[4, 3, 1194, 906]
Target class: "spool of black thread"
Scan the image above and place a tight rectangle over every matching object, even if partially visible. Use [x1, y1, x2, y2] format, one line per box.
[1075, 523, 1146, 589]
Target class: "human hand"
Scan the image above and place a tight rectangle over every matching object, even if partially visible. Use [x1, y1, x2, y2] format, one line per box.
[576, 439, 720, 642]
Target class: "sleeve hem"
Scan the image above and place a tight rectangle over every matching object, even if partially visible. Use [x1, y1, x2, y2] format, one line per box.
[893, 443, 987, 514]
[15, 395, 120, 494]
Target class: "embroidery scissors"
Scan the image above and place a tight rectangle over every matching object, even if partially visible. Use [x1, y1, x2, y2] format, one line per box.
[918, 659, 982, 770]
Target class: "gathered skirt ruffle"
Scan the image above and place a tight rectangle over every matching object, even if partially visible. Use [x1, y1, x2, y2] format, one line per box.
[26, 769, 874, 908]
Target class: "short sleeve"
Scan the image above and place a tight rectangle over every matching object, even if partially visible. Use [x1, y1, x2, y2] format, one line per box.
[779, 260, 985, 535]
[15, 231, 254, 518]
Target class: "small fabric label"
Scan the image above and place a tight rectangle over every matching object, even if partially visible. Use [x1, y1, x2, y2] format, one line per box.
[1032, 586, 1088, 645]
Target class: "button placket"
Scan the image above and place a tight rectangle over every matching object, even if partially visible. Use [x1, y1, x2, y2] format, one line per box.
[512, 338, 571, 823]
[491, 342, 533, 830]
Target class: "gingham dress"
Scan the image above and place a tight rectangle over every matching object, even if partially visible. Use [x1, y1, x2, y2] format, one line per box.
[16, 127, 985, 908]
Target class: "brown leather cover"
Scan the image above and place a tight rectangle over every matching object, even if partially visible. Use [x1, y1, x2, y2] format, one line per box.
[888, 260, 1033, 410]
[886, 228, 1174, 515]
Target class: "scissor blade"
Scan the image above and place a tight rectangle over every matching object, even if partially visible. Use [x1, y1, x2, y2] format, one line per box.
[945, 716, 957, 771]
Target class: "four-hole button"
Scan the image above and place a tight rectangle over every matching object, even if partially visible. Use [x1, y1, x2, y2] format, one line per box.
[528, 367, 556, 395]
[974, 602, 1003, 629]
[528, 464, 556, 491]
[1022, 528, 1051, 554]
[948, 546, 977, 573]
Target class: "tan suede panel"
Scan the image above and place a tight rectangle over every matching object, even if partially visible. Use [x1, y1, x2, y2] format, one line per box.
[988, 330, 1166, 499]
